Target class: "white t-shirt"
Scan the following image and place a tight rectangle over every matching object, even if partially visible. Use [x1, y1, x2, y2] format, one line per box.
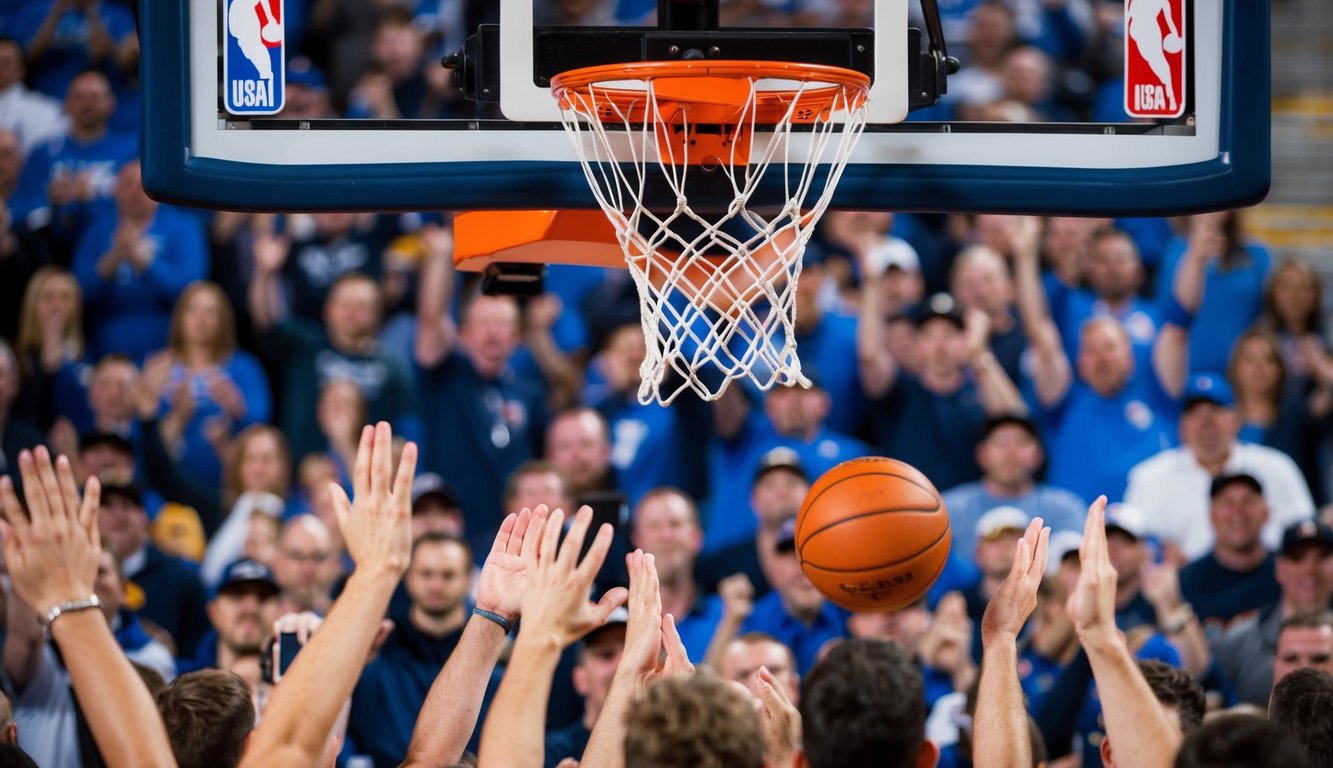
[1124, 442, 1315, 560]
[15, 645, 83, 768]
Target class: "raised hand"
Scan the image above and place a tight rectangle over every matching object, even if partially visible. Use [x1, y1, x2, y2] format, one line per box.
[718, 572, 755, 623]
[475, 506, 544, 624]
[328, 423, 416, 579]
[619, 549, 666, 681]
[921, 592, 974, 676]
[136, 351, 175, 420]
[1066, 496, 1118, 645]
[981, 517, 1051, 645]
[756, 665, 801, 768]
[0, 449, 102, 616]
[1005, 215, 1042, 261]
[515, 507, 628, 651]
[252, 230, 291, 275]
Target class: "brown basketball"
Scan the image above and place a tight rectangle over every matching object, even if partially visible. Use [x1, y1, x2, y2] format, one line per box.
[795, 456, 951, 612]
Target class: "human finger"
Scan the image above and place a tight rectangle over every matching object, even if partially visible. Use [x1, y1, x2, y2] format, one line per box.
[350, 425, 374, 501]
[537, 507, 565, 565]
[329, 483, 353, 536]
[590, 587, 629, 623]
[16, 451, 51, 532]
[575, 522, 616, 583]
[79, 475, 101, 546]
[370, 422, 394, 503]
[392, 440, 418, 513]
[0, 476, 31, 542]
[1031, 526, 1051, 579]
[493, 512, 518, 558]
[521, 506, 549, 563]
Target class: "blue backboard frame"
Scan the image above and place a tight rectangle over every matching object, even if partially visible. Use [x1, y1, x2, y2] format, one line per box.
[141, 0, 1269, 216]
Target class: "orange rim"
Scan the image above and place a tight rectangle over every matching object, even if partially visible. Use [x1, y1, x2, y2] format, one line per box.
[550, 59, 870, 124]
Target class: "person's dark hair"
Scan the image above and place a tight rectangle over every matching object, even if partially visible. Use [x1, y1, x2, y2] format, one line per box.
[1257, 257, 1325, 336]
[1174, 714, 1309, 768]
[624, 674, 764, 768]
[0, 744, 38, 768]
[157, 670, 256, 768]
[1271, 668, 1333, 768]
[800, 637, 926, 768]
[411, 529, 474, 567]
[132, 660, 168, 698]
[1139, 660, 1205, 734]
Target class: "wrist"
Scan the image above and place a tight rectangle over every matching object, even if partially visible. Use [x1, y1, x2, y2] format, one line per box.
[472, 606, 515, 633]
[1076, 626, 1124, 655]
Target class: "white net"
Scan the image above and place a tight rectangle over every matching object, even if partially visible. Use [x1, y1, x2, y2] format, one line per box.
[552, 63, 869, 405]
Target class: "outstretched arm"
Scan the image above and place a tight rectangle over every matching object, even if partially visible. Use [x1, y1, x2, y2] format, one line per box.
[401, 507, 543, 768]
[414, 224, 458, 370]
[478, 507, 628, 767]
[1153, 218, 1217, 399]
[1068, 497, 1181, 768]
[974, 518, 1050, 768]
[966, 308, 1028, 416]
[854, 237, 899, 399]
[242, 423, 417, 768]
[248, 230, 291, 332]
[0, 449, 176, 768]
[1010, 218, 1071, 408]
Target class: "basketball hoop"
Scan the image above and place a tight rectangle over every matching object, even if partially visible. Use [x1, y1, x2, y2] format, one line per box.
[550, 60, 870, 405]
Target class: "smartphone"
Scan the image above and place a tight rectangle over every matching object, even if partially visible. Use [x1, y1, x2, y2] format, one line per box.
[274, 632, 301, 683]
[578, 491, 630, 535]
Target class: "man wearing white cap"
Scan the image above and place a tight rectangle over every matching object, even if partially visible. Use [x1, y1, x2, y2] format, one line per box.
[959, 506, 1032, 660]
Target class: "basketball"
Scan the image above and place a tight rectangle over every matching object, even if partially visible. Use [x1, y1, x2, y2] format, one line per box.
[261, 22, 284, 44]
[795, 457, 951, 612]
[1162, 34, 1183, 54]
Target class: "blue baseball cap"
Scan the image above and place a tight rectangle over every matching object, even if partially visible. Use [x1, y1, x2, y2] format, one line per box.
[286, 56, 327, 91]
[1183, 373, 1235, 410]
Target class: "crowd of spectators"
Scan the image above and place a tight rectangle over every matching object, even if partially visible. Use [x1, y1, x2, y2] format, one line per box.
[2, 1, 1333, 767]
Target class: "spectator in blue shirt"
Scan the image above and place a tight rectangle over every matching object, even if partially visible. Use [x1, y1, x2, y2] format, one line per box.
[859, 286, 1029, 494]
[1050, 227, 1165, 371]
[349, 532, 475, 766]
[702, 371, 870, 557]
[740, 516, 850, 675]
[249, 232, 421, 468]
[11, 70, 136, 242]
[789, 254, 866, 435]
[71, 161, 210, 363]
[629, 488, 723, 662]
[147, 281, 271, 489]
[942, 414, 1088, 556]
[950, 242, 1027, 386]
[179, 559, 281, 674]
[1156, 212, 1272, 376]
[415, 239, 546, 554]
[1012, 215, 1195, 504]
[96, 472, 210, 659]
[1180, 473, 1280, 638]
[12, 0, 137, 104]
[583, 322, 681, 506]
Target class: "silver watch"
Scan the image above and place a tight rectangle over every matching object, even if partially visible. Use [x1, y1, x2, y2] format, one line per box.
[40, 595, 102, 627]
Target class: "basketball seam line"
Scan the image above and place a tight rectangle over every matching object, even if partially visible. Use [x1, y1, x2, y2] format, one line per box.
[796, 471, 941, 546]
[799, 525, 950, 573]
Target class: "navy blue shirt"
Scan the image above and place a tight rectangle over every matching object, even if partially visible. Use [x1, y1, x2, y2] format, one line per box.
[348, 619, 465, 767]
[420, 352, 547, 553]
[543, 721, 592, 768]
[1180, 552, 1279, 639]
[869, 373, 988, 492]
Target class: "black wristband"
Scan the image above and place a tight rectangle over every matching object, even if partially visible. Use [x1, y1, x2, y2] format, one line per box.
[472, 607, 514, 634]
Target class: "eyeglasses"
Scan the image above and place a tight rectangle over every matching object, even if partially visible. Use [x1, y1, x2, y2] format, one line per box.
[282, 549, 332, 564]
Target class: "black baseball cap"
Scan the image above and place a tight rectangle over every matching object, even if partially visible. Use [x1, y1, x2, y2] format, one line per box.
[915, 293, 965, 330]
[80, 430, 134, 455]
[754, 447, 808, 485]
[98, 472, 145, 508]
[981, 413, 1041, 442]
[411, 472, 460, 513]
[1209, 473, 1263, 499]
[216, 558, 281, 598]
[1280, 520, 1333, 558]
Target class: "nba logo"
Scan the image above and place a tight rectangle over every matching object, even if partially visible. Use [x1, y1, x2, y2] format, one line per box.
[1124, 0, 1186, 119]
[224, 0, 285, 115]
